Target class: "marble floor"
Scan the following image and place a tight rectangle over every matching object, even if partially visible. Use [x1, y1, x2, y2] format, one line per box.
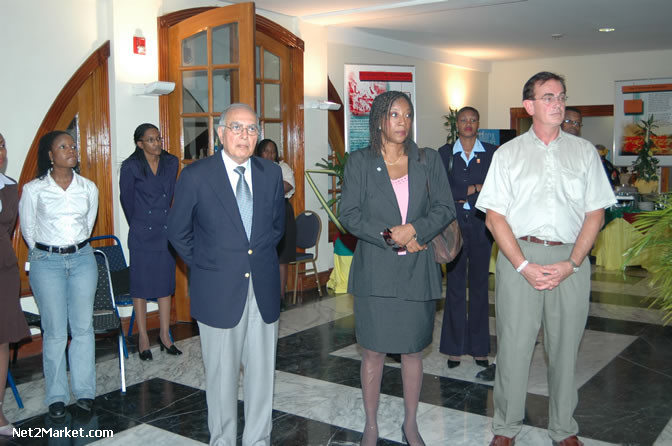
[2, 265, 672, 446]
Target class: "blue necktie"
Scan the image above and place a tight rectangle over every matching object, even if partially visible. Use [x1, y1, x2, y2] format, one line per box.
[234, 166, 253, 239]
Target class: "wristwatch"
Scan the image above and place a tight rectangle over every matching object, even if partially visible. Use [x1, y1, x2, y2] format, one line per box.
[568, 258, 580, 274]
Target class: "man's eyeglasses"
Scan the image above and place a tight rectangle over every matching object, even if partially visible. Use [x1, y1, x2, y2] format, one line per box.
[563, 119, 583, 128]
[225, 123, 260, 136]
[533, 94, 568, 105]
[141, 136, 162, 144]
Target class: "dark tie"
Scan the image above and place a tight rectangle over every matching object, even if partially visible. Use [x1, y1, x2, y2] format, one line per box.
[234, 166, 253, 239]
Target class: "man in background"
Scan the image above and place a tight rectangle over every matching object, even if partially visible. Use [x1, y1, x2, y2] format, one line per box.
[561, 106, 583, 136]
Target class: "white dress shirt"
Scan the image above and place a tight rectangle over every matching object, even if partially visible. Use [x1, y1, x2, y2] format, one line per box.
[476, 128, 616, 243]
[221, 150, 253, 198]
[278, 160, 295, 199]
[19, 171, 99, 249]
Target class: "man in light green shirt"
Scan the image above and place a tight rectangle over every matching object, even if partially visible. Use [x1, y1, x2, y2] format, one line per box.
[476, 72, 616, 446]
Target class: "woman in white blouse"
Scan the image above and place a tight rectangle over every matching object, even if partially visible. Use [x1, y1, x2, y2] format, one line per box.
[19, 131, 99, 421]
[255, 139, 296, 301]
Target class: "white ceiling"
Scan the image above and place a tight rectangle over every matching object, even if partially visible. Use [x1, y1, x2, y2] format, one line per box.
[232, 0, 672, 62]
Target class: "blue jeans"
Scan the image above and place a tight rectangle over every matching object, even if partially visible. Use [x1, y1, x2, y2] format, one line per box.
[29, 244, 98, 406]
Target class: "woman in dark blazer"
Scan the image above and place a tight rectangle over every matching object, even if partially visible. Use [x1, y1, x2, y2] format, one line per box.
[437, 107, 495, 370]
[340, 91, 455, 446]
[120, 124, 180, 360]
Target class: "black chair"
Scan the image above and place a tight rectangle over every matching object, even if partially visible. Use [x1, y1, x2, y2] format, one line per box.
[89, 235, 175, 346]
[89, 235, 135, 335]
[93, 249, 127, 393]
[289, 210, 322, 304]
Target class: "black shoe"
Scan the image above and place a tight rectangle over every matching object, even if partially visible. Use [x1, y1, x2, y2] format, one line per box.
[447, 359, 460, 369]
[401, 423, 426, 446]
[476, 363, 496, 381]
[158, 337, 183, 355]
[48, 402, 66, 421]
[137, 343, 153, 361]
[475, 359, 489, 368]
[76, 398, 94, 412]
[388, 353, 402, 363]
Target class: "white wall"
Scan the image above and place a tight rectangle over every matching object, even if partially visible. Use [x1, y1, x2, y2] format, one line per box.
[327, 43, 490, 149]
[487, 49, 672, 130]
[296, 21, 332, 272]
[0, 0, 107, 179]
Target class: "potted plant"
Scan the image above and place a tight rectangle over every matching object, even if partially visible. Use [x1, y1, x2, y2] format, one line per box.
[305, 152, 355, 293]
[443, 107, 459, 144]
[632, 115, 660, 195]
[624, 193, 672, 323]
[305, 151, 349, 234]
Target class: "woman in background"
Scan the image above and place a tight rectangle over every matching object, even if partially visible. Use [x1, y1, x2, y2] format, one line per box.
[120, 124, 180, 359]
[437, 106, 495, 370]
[340, 91, 455, 446]
[255, 138, 296, 301]
[0, 133, 31, 435]
[20, 131, 99, 420]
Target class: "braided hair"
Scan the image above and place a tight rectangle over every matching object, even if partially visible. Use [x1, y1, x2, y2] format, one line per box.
[36, 130, 79, 179]
[368, 91, 414, 157]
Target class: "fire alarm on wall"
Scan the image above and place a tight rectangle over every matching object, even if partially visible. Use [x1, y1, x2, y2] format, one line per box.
[133, 36, 146, 55]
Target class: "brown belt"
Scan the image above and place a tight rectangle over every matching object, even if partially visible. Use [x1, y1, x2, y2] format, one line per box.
[519, 235, 563, 246]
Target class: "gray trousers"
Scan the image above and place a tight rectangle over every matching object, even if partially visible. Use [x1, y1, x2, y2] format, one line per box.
[492, 240, 590, 442]
[198, 282, 279, 446]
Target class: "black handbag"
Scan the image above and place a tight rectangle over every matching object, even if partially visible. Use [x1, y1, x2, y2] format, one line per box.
[419, 148, 462, 263]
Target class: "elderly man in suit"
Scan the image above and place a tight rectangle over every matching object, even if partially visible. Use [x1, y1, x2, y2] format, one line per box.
[168, 103, 285, 446]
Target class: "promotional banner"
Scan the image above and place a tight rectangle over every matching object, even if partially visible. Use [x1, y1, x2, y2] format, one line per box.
[344, 64, 416, 152]
[613, 78, 672, 166]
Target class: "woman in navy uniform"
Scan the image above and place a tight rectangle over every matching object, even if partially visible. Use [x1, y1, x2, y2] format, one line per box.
[437, 106, 495, 370]
[120, 124, 181, 359]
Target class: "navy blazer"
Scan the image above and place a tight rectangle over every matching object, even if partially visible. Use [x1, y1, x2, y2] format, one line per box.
[167, 154, 285, 329]
[120, 152, 178, 251]
[438, 141, 496, 212]
[340, 142, 456, 301]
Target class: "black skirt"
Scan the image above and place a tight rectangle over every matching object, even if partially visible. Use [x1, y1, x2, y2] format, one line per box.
[277, 199, 297, 263]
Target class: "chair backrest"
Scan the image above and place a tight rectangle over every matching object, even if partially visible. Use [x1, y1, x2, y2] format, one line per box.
[90, 235, 131, 304]
[92, 250, 121, 334]
[295, 210, 321, 258]
[89, 235, 127, 273]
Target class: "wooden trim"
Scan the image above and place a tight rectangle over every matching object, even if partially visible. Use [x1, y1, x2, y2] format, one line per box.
[510, 104, 614, 135]
[287, 44, 305, 215]
[327, 78, 346, 241]
[256, 15, 305, 51]
[12, 41, 112, 296]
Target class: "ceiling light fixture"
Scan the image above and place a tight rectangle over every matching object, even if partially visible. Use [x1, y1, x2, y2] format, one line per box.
[551, 33, 564, 39]
[599, 27, 615, 32]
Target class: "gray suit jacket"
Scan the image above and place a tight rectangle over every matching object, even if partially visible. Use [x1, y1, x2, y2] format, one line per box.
[340, 142, 456, 301]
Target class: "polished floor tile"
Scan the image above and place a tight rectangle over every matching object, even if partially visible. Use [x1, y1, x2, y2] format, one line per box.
[3, 266, 671, 445]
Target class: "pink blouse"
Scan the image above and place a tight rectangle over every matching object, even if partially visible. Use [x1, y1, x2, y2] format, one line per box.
[391, 175, 409, 255]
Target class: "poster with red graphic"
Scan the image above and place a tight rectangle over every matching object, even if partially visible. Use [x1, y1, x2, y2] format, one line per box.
[344, 64, 416, 152]
[614, 78, 672, 166]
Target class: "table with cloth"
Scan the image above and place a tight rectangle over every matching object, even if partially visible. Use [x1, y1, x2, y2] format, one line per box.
[591, 209, 654, 270]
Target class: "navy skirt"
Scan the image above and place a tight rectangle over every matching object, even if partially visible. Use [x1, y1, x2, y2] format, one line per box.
[129, 248, 176, 299]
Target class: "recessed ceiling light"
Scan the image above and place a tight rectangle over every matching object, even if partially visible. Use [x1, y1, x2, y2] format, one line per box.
[599, 27, 615, 32]
[551, 33, 564, 39]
